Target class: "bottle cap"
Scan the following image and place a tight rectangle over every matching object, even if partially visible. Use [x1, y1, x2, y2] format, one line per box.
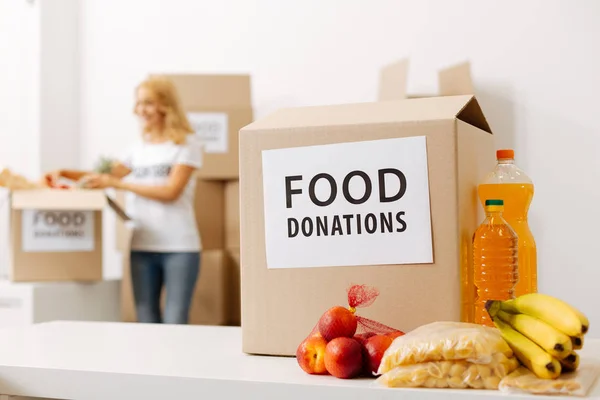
[485, 199, 504, 206]
[496, 149, 514, 160]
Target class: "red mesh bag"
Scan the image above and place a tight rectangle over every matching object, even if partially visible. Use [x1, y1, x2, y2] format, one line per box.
[296, 284, 405, 379]
[308, 284, 403, 337]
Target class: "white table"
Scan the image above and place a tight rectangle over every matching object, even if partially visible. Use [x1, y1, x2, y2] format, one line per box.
[0, 321, 597, 400]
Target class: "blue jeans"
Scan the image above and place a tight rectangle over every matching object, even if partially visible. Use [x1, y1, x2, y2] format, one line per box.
[130, 251, 201, 324]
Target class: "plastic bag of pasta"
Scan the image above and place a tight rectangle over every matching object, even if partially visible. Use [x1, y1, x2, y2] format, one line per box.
[499, 365, 600, 397]
[377, 352, 520, 390]
[378, 321, 513, 375]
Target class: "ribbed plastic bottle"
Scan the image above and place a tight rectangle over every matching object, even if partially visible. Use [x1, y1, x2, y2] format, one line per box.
[473, 199, 519, 327]
[478, 149, 537, 296]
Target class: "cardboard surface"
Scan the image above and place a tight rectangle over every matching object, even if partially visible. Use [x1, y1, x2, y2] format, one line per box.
[456, 120, 497, 323]
[227, 247, 241, 326]
[11, 211, 103, 282]
[166, 74, 253, 180]
[3, 189, 127, 282]
[243, 95, 489, 132]
[194, 178, 225, 251]
[225, 180, 240, 249]
[239, 95, 494, 356]
[12, 189, 109, 210]
[120, 253, 135, 323]
[188, 250, 228, 325]
[121, 250, 229, 326]
[378, 59, 409, 102]
[166, 74, 251, 110]
[114, 191, 132, 253]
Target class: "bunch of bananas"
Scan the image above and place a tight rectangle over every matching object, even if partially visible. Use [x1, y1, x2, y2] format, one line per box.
[486, 294, 589, 380]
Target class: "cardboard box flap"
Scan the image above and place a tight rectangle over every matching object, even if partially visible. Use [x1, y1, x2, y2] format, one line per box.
[378, 59, 409, 101]
[378, 59, 474, 100]
[456, 96, 492, 134]
[438, 62, 474, 96]
[166, 74, 251, 110]
[11, 190, 129, 218]
[106, 195, 131, 221]
[242, 95, 477, 132]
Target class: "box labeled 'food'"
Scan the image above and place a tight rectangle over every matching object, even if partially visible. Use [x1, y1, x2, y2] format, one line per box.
[165, 74, 254, 180]
[0, 189, 128, 282]
[239, 95, 495, 356]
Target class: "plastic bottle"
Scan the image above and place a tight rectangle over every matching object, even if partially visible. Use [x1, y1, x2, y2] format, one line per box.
[478, 149, 537, 296]
[473, 199, 519, 327]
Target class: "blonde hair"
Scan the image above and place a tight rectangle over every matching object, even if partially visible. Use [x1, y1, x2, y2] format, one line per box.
[135, 75, 194, 144]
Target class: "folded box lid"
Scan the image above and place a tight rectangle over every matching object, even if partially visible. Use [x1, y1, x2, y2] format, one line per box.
[241, 95, 491, 134]
[11, 189, 130, 220]
[378, 59, 474, 101]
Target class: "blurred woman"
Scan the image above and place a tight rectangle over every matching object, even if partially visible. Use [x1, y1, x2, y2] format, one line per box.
[46, 75, 202, 324]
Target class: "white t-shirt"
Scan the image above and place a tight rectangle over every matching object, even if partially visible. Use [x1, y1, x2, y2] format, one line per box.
[120, 137, 203, 252]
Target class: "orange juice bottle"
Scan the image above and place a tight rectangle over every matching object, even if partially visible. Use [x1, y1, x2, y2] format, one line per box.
[478, 149, 537, 296]
[473, 199, 518, 327]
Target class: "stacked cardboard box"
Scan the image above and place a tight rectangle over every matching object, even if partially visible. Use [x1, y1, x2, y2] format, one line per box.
[0, 188, 128, 282]
[0, 187, 125, 325]
[119, 74, 250, 327]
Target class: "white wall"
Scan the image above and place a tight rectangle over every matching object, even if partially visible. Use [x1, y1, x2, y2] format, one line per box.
[0, 0, 80, 178]
[0, 0, 40, 179]
[81, 0, 600, 332]
[39, 0, 81, 173]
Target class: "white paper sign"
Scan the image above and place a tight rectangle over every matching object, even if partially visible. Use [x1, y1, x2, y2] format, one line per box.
[21, 210, 95, 252]
[188, 112, 229, 153]
[261, 136, 433, 269]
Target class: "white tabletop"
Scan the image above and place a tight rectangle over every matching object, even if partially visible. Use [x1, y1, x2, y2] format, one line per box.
[0, 321, 597, 400]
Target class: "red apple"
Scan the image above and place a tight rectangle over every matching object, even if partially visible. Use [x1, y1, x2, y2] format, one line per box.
[318, 306, 357, 341]
[353, 332, 376, 346]
[296, 336, 328, 375]
[324, 337, 363, 379]
[363, 335, 393, 375]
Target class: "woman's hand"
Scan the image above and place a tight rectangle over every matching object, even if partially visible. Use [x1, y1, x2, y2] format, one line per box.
[43, 170, 63, 187]
[83, 173, 120, 189]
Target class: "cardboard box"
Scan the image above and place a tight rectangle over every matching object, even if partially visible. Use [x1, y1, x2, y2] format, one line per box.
[226, 247, 241, 326]
[239, 95, 495, 356]
[120, 252, 136, 323]
[225, 180, 240, 249]
[188, 250, 228, 325]
[378, 59, 474, 101]
[113, 190, 130, 253]
[0, 189, 128, 282]
[114, 177, 225, 252]
[166, 74, 254, 180]
[194, 178, 225, 251]
[121, 249, 229, 325]
[0, 279, 121, 329]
